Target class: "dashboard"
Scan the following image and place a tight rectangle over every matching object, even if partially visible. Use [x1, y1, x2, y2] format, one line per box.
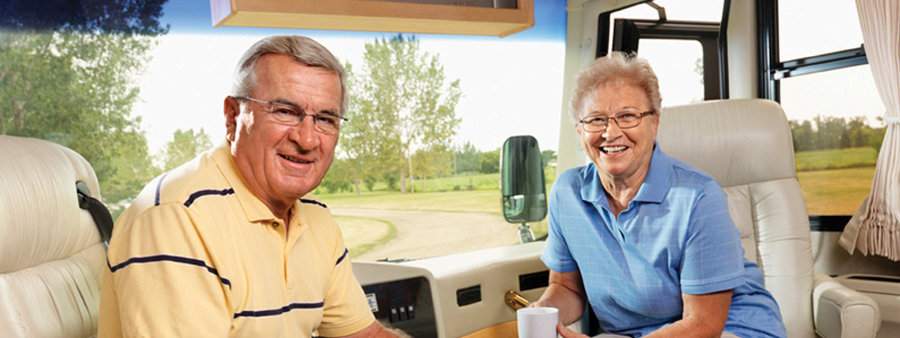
[353, 241, 549, 338]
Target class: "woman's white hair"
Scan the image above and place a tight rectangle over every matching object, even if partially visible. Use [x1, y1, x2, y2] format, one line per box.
[232, 35, 347, 114]
[570, 51, 662, 122]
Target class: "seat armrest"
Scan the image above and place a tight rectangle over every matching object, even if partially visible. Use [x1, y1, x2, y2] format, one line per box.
[813, 274, 881, 338]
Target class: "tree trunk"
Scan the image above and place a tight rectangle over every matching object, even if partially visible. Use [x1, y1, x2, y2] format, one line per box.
[407, 156, 415, 193]
[400, 173, 407, 193]
[353, 179, 361, 196]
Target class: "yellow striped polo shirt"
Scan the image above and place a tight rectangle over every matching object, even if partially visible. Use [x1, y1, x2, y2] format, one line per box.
[98, 143, 374, 337]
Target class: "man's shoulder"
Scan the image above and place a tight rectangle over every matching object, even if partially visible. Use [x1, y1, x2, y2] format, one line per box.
[127, 150, 223, 216]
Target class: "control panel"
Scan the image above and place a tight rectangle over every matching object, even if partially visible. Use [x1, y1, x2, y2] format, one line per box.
[362, 277, 437, 338]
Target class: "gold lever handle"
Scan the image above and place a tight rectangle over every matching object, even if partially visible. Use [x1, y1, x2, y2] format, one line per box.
[505, 290, 530, 310]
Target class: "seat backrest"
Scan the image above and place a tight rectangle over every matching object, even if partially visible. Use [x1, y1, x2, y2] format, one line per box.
[0, 135, 105, 337]
[657, 99, 816, 338]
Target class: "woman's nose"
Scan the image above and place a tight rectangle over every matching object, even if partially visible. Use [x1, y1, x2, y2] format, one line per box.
[602, 119, 623, 140]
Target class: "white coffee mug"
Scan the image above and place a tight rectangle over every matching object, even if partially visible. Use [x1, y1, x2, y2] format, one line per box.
[517, 307, 559, 338]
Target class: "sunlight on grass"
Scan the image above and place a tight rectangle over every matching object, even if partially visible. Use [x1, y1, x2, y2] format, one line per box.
[798, 166, 875, 215]
[334, 216, 397, 257]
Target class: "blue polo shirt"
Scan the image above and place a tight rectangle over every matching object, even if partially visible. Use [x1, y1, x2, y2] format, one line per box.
[542, 146, 786, 338]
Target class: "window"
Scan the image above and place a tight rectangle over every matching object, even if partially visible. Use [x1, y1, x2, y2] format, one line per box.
[0, 0, 566, 261]
[777, 0, 864, 62]
[761, 0, 879, 217]
[602, 0, 725, 102]
[780, 65, 885, 215]
[638, 39, 705, 105]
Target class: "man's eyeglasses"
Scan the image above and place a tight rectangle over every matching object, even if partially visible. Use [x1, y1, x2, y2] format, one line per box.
[232, 96, 347, 135]
[578, 110, 655, 133]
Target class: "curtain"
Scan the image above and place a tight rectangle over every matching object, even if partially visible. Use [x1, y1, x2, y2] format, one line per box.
[839, 0, 900, 260]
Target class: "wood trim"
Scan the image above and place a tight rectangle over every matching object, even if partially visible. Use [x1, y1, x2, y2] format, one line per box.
[461, 320, 518, 338]
[210, 0, 534, 37]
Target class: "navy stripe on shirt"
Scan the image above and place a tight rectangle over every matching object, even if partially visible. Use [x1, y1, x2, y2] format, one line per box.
[335, 248, 349, 265]
[233, 301, 325, 319]
[183, 188, 235, 207]
[108, 254, 231, 288]
[154, 173, 169, 206]
[300, 198, 327, 208]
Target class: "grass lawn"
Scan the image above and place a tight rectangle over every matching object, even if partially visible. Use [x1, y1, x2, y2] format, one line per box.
[795, 147, 877, 172]
[318, 189, 503, 214]
[797, 166, 875, 215]
[333, 215, 397, 257]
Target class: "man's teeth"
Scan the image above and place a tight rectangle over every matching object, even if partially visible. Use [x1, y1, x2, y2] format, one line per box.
[601, 146, 627, 153]
[280, 154, 310, 163]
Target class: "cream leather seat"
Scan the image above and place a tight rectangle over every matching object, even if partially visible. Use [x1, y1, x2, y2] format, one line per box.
[0, 135, 106, 337]
[657, 99, 880, 338]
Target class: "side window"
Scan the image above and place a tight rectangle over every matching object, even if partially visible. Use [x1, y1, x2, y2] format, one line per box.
[762, 0, 883, 216]
[601, 0, 725, 104]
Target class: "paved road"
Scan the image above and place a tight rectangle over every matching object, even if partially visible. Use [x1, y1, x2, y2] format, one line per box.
[331, 208, 520, 261]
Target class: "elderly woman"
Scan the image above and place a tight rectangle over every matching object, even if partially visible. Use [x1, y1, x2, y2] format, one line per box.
[533, 52, 787, 338]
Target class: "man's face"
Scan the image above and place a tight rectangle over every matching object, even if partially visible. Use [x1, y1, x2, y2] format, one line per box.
[225, 54, 341, 210]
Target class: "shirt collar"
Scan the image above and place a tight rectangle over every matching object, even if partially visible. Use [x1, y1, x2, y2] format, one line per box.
[211, 142, 278, 223]
[579, 144, 673, 205]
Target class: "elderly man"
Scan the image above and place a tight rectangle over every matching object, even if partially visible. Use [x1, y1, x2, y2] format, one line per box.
[99, 36, 397, 338]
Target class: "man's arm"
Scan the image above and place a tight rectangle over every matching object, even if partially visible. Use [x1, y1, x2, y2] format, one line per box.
[101, 204, 231, 337]
[336, 321, 408, 338]
[644, 290, 733, 338]
[531, 270, 586, 325]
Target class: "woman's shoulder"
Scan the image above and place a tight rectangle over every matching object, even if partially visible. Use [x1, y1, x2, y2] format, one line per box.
[663, 153, 723, 192]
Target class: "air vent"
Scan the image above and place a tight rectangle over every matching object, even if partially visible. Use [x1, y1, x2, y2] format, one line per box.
[456, 285, 482, 306]
[518, 270, 549, 291]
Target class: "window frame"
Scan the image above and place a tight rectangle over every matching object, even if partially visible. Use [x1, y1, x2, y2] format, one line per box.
[757, 0, 869, 224]
[596, 1, 730, 101]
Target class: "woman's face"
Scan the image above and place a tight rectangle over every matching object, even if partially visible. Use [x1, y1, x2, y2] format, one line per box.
[577, 81, 658, 182]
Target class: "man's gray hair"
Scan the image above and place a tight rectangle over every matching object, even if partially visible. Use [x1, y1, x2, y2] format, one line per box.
[570, 52, 662, 122]
[233, 35, 347, 114]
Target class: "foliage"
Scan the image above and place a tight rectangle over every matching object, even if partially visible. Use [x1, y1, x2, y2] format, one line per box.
[479, 149, 500, 174]
[0, 1, 168, 204]
[161, 128, 212, 171]
[454, 142, 482, 174]
[338, 35, 461, 193]
[541, 150, 557, 168]
[790, 116, 884, 153]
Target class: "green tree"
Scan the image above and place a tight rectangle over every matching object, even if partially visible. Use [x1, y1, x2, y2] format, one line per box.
[412, 145, 454, 190]
[320, 158, 353, 194]
[161, 128, 212, 171]
[541, 150, 557, 169]
[343, 35, 461, 193]
[0, 1, 167, 204]
[454, 142, 481, 174]
[480, 149, 500, 174]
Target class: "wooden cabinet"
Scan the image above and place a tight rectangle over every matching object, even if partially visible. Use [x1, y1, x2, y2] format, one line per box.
[210, 0, 534, 37]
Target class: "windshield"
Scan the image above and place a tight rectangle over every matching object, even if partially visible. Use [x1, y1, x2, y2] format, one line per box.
[1, 0, 566, 261]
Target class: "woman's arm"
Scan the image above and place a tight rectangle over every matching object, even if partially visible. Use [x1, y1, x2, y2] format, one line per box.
[531, 270, 586, 325]
[645, 290, 733, 338]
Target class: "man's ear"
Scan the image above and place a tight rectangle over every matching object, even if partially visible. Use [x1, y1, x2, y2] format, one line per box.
[224, 96, 239, 142]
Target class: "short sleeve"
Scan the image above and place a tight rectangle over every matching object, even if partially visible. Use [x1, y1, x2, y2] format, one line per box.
[101, 204, 231, 337]
[680, 181, 745, 294]
[541, 181, 578, 273]
[316, 226, 375, 337]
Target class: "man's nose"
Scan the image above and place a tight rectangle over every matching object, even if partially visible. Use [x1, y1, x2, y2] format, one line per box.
[290, 116, 320, 150]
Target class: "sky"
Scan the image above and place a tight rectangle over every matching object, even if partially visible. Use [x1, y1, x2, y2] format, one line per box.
[132, 0, 886, 157]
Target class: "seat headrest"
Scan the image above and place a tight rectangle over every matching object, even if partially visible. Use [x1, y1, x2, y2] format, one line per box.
[656, 99, 796, 187]
[0, 135, 102, 273]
